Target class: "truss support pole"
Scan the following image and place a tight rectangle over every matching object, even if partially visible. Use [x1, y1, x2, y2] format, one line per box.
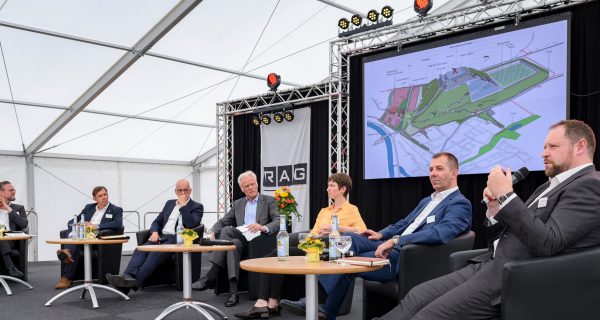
[25, 154, 38, 261]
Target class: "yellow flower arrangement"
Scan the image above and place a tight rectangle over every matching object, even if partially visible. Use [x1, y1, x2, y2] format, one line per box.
[180, 228, 199, 240]
[297, 236, 326, 253]
[274, 186, 300, 226]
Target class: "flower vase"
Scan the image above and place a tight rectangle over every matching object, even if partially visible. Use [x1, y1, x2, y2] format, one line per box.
[306, 249, 320, 262]
[183, 238, 194, 247]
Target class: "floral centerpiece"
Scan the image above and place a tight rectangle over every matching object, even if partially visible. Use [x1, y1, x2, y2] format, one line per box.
[298, 236, 325, 262]
[274, 186, 300, 226]
[180, 228, 199, 247]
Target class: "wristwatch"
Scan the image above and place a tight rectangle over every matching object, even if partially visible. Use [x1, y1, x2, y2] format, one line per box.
[497, 192, 515, 205]
[391, 235, 400, 245]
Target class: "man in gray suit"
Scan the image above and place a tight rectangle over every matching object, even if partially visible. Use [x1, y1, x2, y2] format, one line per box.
[0, 181, 28, 277]
[192, 170, 280, 307]
[378, 119, 600, 320]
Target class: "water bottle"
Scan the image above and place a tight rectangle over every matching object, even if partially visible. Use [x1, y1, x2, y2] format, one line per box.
[329, 214, 340, 260]
[176, 215, 184, 244]
[70, 214, 79, 239]
[78, 215, 85, 239]
[276, 216, 289, 261]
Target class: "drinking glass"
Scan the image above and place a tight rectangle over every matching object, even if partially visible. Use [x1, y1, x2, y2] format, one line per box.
[204, 228, 214, 239]
[334, 236, 352, 265]
[0, 223, 5, 237]
[298, 232, 310, 244]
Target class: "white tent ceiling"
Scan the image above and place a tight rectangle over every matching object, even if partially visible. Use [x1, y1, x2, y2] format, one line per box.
[0, 0, 456, 163]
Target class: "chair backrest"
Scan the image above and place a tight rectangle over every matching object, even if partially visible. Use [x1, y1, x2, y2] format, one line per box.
[397, 230, 475, 299]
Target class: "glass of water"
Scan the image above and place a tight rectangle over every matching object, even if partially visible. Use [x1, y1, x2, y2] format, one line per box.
[334, 236, 352, 265]
[204, 228, 214, 239]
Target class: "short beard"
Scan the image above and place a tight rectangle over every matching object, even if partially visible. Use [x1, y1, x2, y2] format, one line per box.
[545, 162, 569, 178]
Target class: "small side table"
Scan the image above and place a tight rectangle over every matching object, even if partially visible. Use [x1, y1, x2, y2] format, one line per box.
[0, 234, 34, 295]
[45, 238, 130, 308]
[136, 243, 236, 320]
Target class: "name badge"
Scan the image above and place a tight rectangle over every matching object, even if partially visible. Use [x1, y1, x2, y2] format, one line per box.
[106, 214, 113, 218]
[426, 215, 436, 224]
[537, 198, 548, 208]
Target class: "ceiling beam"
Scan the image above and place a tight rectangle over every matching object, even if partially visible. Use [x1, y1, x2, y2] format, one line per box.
[25, 0, 203, 155]
[315, 0, 367, 17]
[0, 98, 215, 128]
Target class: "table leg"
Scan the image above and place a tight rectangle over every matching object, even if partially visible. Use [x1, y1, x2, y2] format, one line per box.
[306, 274, 319, 320]
[0, 275, 34, 296]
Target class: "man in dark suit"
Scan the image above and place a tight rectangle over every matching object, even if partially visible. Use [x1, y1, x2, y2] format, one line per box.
[192, 170, 280, 307]
[106, 179, 203, 293]
[281, 152, 472, 319]
[0, 181, 28, 277]
[54, 186, 123, 289]
[378, 120, 600, 320]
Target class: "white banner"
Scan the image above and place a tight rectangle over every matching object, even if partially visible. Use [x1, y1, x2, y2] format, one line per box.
[260, 108, 310, 232]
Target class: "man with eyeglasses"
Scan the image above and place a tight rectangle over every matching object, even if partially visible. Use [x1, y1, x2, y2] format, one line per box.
[192, 170, 280, 307]
[106, 179, 203, 294]
[0, 181, 28, 278]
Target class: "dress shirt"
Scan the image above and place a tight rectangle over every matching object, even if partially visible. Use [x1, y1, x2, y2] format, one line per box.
[90, 202, 109, 225]
[243, 196, 259, 226]
[310, 201, 367, 234]
[162, 198, 190, 235]
[401, 186, 459, 236]
[0, 207, 9, 231]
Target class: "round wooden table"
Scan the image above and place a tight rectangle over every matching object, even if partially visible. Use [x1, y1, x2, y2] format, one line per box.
[45, 238, 130, 308]
[0, 234, 33, 295]
[136, 243, 236, 320]
[240, 256, 383, 320]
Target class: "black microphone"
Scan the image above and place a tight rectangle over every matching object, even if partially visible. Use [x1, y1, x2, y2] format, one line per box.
[481, 167, 529, 204]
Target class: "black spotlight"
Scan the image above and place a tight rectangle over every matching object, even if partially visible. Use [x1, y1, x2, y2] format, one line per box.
[284, 110, 294, 122]
[382, 6, 394, 19]
[273, 112, 284, 123]
[367, 9, 379, 23]
[414, 0, 433, 16]
[338, 18, 349, 30]
[267, 73, 281, 91]
[351, 14, 362, 27]
[261, 114, 271, 125]
[251, 115, 261, 126]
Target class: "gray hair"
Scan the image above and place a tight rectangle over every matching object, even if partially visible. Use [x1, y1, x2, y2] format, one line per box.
[237, 171, 257, 186]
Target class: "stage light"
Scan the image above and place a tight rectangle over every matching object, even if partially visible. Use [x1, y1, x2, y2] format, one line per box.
[367, 9, 379, 23]
[251, 115, 261, 126]
[338, 18, 349, 30]
[284, 110, 294, 122]
[382, 6, 394, 19]
[267, 73, 281, 91]
[351, 14, 362, 27]
[273, 112, 284, 123]
[414, 0, 433, 16]
[261, 114, 271, 125]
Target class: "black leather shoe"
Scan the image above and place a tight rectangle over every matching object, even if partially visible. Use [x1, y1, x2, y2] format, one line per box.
[106, 273, 138, 288]
[192, 276, 215, 291]
[268, 305, 281, 317]
[233, 305, 269, 319]
[8, 266, 24, 278]
[225, 292, 239, 307]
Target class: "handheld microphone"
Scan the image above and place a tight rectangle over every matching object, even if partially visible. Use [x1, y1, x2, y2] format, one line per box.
[481, 167, 529, 204]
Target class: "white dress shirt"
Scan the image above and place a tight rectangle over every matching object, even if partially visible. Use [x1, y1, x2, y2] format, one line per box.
[162, 198, 190, 235]
[401, 186, 459, 236]
[90, 203, 109, 225]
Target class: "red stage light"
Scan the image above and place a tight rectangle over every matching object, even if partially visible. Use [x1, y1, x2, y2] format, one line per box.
[414, 0, 433, 16]
[267, 73, 281, 91]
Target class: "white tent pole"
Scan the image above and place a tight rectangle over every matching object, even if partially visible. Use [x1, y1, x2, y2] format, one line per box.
[25, 0, 204, 155]
[25, 154, 38, 261]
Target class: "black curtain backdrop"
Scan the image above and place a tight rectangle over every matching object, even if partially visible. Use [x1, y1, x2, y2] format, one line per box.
[232, 2, 600, 248]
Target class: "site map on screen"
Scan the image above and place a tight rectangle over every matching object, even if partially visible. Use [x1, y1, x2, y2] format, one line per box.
[363, 19, 568, 179]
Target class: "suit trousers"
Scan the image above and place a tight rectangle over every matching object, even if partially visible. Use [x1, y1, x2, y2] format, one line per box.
[210, 226, 248, 280]
[124, 234, 176, 287]
[257, 247, 304, 300]
[320, 233, 400, 319]
[379, 259, 500, 320]
[63, 244, 83, 279]
[0, 240, 16, 267]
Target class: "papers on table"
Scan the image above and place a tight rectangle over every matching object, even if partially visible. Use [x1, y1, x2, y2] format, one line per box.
[236, 225, 261, 241]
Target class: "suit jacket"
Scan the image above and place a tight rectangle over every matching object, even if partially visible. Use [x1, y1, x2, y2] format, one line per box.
[212, 194, 280, 236]
[476, 165, 600, 305]
[67, 203, 124, 232]
[379, 189, 472, 248]
[7, 203, 28, 232]
[149, 199, 204, 234]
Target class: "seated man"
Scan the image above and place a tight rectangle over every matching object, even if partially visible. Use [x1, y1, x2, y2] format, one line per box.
[54, 186, 123, 289]
[192, 170, 280, 307]
[281, 152, 473, 320]
[106, 179, 203, 294]
[234, 173, 367, 319]
[0, 181, 28, 277]
[377, 120, 600, 320]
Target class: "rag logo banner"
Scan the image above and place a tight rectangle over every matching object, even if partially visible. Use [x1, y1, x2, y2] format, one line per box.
[261, 108, 310, 232]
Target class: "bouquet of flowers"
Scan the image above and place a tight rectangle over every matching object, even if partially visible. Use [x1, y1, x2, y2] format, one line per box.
[274, 186, 301, 226]
[180, 228, 199, 241]
[297, 236, 326, 253]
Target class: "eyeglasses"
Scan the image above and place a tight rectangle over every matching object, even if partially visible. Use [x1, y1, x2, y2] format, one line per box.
[175, 189, 191, 193]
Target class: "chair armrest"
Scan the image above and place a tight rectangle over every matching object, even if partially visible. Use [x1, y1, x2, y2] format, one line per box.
[59, 229, 69, 238]
[98, 226, 124, 237]
[449, 249, 488, 271]
[501, 246, 600, 320]
[248, 233, 277, 258]
[136, 229, 151, 245]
